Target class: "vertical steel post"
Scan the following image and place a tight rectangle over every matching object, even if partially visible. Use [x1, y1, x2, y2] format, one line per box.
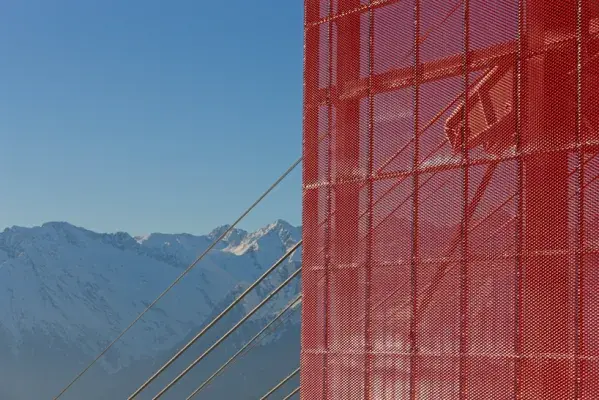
[521, 1, 573, 398]
[300, 1, 321, 399]
[332, 1, 363, 398]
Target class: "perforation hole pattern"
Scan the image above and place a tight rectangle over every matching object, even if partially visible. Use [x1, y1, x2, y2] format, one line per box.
[302, 0, 599, 398]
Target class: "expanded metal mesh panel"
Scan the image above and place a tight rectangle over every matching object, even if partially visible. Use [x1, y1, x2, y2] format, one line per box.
[302, 0, 599, 398]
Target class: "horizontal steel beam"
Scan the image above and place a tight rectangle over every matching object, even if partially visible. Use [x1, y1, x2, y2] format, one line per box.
[311, 34, 582, 106]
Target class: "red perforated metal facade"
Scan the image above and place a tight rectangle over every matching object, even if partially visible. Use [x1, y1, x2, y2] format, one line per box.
[301, 0, 599, 398]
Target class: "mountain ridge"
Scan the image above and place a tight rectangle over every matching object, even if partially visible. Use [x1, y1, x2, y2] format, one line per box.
[0, 219, 303, 399]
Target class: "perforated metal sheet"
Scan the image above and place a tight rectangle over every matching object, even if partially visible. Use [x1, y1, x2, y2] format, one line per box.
[301, 0, 599, 398]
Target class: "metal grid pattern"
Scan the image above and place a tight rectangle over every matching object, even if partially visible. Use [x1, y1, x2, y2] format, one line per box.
[301, 0, 599, 398]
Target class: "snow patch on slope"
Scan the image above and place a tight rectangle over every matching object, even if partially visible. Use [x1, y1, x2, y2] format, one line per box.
[0, 219, 302, 373]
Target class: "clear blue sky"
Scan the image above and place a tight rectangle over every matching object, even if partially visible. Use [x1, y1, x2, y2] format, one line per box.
[0, 0, 304, 235]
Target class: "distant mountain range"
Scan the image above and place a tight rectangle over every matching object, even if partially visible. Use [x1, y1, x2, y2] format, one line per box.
[0, 220, 302, 399]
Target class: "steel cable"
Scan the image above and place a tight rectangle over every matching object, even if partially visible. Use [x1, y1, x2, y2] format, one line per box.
[52, 156, 301, 400]
[281, 386, 300, 400]
[259, 367, 300, 400]
[186, 294, 302, 399]
[128, 241, 302, 399]
[152, 265, 303, 399]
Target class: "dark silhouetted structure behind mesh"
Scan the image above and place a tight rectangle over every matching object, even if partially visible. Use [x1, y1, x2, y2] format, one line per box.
[301, 0, 599, 398]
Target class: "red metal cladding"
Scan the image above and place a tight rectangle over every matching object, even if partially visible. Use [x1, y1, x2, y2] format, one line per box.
[302, 0, 599, 399]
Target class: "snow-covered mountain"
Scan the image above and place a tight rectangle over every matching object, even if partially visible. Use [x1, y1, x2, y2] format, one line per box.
[0, 220, 302, 399]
